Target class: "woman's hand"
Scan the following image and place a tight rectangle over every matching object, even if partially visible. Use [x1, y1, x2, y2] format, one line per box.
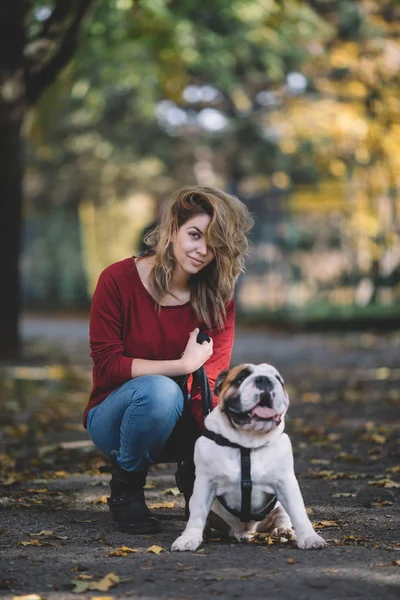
[180, 328, 213, 374]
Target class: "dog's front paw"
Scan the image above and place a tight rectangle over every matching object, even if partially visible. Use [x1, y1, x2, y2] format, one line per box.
[171, 532, 203, 552]
[271, 525, 295, 539]
[297, 532, 326, 550]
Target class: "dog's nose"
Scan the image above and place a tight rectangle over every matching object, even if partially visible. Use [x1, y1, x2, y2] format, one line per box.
[254, 376, 274, 392]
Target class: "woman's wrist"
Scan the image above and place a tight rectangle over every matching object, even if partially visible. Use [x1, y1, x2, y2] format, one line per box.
[178, 356, 193, 376]
[131, 357, 190, 378]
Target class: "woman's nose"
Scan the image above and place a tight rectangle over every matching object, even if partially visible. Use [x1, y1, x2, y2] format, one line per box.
[196, 240, 208, 255]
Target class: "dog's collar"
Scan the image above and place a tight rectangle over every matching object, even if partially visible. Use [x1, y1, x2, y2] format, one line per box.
[202, 429, 247, 450]
[202, 428, 277, 523]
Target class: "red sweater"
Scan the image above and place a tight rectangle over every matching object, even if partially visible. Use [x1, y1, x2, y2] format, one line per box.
[83, 257, 235, 428]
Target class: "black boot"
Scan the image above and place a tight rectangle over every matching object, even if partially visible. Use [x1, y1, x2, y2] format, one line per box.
[100, 451, 161, 534]
[175, 457, 195, 521]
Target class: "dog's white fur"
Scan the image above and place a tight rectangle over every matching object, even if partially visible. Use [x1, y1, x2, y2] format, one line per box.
[171, 363, 326, 552]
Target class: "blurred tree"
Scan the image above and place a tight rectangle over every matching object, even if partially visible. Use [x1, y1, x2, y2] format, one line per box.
[0, 0, 97, 359]
[4, 0, 329, 360]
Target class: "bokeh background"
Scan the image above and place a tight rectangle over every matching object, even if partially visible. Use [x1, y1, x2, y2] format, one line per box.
[21, 0, 400, 324]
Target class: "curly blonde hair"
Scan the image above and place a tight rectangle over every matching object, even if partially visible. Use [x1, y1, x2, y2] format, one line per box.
[143, 186, 254, 329]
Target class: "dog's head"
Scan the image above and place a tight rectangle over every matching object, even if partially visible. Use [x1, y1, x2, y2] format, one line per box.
[214, 363, 289, 434]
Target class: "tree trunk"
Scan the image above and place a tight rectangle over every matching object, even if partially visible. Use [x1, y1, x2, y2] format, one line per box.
[0, 102, 24, 359]
[0, 3, 26, 359]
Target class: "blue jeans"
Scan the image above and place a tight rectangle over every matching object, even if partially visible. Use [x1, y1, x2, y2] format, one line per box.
[87, 375, 185, 472]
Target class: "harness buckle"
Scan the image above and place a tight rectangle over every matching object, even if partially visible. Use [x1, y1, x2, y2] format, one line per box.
[242, 478, 252, 490]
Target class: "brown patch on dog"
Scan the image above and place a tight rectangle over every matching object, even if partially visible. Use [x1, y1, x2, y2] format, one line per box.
[217, 364, 253, 410]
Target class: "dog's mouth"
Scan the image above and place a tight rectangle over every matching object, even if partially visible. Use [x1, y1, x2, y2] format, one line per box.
[226, 395, 282, 427]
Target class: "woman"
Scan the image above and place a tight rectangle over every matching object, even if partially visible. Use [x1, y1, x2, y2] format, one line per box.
[83, 185, 253, 534]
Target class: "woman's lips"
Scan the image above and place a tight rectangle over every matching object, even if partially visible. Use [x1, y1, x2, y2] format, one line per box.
[188, 256, 204, 266]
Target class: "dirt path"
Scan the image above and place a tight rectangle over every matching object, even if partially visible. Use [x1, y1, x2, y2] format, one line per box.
[0, 318, 399, 599]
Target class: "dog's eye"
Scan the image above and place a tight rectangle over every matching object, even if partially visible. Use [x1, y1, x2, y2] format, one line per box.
[234, 374, 248, 387]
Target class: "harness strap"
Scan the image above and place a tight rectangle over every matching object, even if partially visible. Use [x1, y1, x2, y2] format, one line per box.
[202, 429, 277, 523]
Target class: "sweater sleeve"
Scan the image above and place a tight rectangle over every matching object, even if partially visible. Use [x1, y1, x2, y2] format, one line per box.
[89, 267, 133, 388]
[190, 299, 235, 427]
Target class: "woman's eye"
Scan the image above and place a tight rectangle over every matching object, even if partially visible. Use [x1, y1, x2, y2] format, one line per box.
[189, 232, 200, 239]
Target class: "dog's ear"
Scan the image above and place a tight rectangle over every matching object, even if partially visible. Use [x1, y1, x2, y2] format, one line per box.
[214, 369, 229, 397]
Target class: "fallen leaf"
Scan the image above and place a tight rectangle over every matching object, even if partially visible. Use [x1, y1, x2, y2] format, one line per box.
[287, 558, 296, 564]
[386, 466, 400, 474]
[371, 500, 393, 507]
[53, 470, 68, 478]
[162, 487, 181, 496]
[28, 530, 53, 537]
[12, 595, 43, 600]
[26, 489, 48, 494]
[337, 452, 360, 462]
[19, 540, 41, 547]
[71, 573, 120, 594]
[146, 545, 166, 554]
[144, 480, 157, 489]
[393, 560, 400, 567]
[148, 501, 175, 509]
[2, 476, 19, 486]
[376, 367, 390, 380]
[91, 496, 108, 505]
[108, 546, 140, 556]
[301, 392, 321, 404]
[368, 479, 400, 489]
[342, 535, 365, 544]
[313, 521, 340, 529]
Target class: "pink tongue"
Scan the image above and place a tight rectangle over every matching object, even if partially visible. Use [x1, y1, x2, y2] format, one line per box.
[251, 405, 277, 419]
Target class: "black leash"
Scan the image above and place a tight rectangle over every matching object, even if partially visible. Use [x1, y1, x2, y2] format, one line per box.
[193, 331, 214, 418]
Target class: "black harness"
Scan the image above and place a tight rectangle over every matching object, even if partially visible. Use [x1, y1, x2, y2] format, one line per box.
[201, 429, 277, 523]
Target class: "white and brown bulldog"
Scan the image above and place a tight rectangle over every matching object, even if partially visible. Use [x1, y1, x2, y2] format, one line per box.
[171, 363, 326, 551]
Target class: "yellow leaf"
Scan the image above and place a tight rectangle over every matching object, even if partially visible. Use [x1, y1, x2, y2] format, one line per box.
[376, 367, 390, 380]
[313, 521, 340, 529]
[301, 392, 321, 404]
[12, 595, 43, 600]
[368, 479, 400, 489]
[146, 545, 166, 554]
[393, 560, 400, 567]
[386, 466, 400, 474]
[90, 573, 120, 592]
[371, 500, 393, 507]
[29, 531, 53, 537]
[148, 501, 175, 509]
[92, 597, 115, 600]
[162, 487, 181, 496]
[53, 470, 68, 478]
[3, 476, 19, 486]
[26, 489, 48, 494]
[19, 539, 41, 546]
[287, 558, 296, 564]
[91, 495, 108, 505]
[144, 480, 157, 489]
[108, 546, 140, 556]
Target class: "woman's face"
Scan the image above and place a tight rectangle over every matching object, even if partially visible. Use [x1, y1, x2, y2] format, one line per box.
[172, 214, 215, 278]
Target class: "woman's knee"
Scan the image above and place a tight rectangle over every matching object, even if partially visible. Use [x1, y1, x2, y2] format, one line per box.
[118, 375, 184, 416]
[140, 375, 184, 416]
